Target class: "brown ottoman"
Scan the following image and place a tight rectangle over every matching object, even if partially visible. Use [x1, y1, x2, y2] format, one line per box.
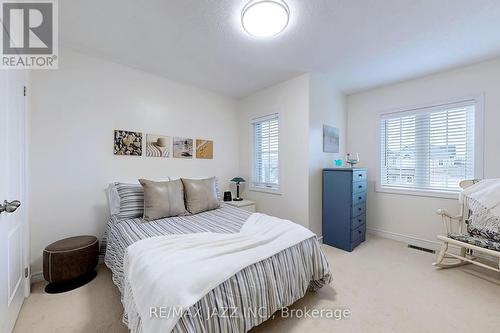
[43, 235, 98, 293]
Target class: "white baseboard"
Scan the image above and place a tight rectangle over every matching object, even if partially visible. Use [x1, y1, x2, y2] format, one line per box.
[31, 271, 44, 284]
[368, 227, 499, 264]
[367, 227, 441, 251]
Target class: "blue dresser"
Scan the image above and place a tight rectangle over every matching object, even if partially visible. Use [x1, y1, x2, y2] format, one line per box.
[322, 168, 367, 252]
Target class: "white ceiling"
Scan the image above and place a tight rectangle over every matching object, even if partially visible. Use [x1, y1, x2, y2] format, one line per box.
[61, 0, 500, 98]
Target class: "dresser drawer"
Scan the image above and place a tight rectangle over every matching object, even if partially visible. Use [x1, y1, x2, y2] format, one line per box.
[351, 213, 366, 230]
[351, 223, 366, 249]
[353, 170, 367, 182]
[353, 181, 366, 194]
[352, 192, 366, 205]
[351, 202, 366, 217]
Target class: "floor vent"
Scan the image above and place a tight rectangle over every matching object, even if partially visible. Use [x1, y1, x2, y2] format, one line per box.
[408, 244, 435, 254]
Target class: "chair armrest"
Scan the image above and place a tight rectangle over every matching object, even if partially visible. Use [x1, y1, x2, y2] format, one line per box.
[436, 209, 462, 221]
[436, 209, 465, 234]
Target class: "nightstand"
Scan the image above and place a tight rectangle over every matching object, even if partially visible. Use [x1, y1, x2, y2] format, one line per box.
[226, 199, 256, 212]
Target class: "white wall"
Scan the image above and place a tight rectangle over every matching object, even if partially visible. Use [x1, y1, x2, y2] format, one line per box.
[308, 73, 346, 235]
[237, 73, 347, 234]
[237, 75, 311, 227]
[347, 57, 500, 248]
[29, 48, 239, 273]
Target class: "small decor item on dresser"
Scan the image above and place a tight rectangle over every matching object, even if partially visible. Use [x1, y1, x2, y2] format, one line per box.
[230, 177, 246, 201]
[223, 191, 232, 202]
[43, 235, 99, 294]
[345, 153, 360, 167]
[334, 159, 343, 167]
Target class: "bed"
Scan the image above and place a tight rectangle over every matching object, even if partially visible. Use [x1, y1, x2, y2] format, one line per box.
[102, 203, 332, 333]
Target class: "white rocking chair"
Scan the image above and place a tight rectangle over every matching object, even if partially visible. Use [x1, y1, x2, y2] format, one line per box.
[433, 179, 500, 273]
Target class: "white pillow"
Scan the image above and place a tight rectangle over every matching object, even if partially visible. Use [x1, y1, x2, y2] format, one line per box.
[105, 184, 121, 216]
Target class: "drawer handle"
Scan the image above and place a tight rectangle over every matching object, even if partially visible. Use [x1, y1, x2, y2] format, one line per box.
[358, 207, 362, 211]
[358, 174, 363, 178]
[358, 196, 362, 200]
[358, 185, 362, 189]
[358, 219, 362, 222]
[358, 230, 362, 234]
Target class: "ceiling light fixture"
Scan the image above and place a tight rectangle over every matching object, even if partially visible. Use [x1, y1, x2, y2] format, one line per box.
[241, 0, 290, 38]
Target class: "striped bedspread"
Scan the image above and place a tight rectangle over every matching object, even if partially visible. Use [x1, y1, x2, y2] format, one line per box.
[102, 204, 332, 333]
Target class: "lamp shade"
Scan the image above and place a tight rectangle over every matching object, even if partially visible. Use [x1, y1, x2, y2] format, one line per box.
[230, 177, 246, 183]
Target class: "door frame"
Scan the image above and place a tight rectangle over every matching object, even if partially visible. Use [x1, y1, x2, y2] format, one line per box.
[23, 72, 30, 298]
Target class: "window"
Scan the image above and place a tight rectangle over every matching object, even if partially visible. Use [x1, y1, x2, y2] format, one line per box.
[251, 114, 279, 191]
[380, 100, 478, 194]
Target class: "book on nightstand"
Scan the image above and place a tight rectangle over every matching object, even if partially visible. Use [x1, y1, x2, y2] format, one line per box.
[226, 199, 256, 213]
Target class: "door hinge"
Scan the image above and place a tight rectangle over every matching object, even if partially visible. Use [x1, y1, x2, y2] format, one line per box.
[24, 267, 29, 278]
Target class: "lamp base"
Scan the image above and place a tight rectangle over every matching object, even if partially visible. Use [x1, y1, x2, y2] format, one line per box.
[233, 198, 243, 201]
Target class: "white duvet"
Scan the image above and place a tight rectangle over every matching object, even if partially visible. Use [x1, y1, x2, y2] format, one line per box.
[123, 212, 316, 333]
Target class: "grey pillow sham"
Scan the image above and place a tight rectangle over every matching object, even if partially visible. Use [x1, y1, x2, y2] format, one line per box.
[181, 177, 220, 214]
[139, 179, 186, 221]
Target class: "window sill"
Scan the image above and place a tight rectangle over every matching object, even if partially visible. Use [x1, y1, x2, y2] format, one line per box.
[376, 186, 459, 200]
[249, 186, 282, 195]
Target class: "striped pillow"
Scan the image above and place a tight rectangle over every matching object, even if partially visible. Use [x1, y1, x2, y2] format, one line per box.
[114, 183, 145, 219]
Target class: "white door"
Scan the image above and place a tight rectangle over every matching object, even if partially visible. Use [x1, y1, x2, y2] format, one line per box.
[0, 69, 28, 333]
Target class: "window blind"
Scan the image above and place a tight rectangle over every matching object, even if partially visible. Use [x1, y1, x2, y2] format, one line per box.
[380, 100, 475, 192]
[252, 114, 279, 190]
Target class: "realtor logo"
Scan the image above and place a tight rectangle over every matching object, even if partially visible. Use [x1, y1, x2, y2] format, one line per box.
[1, 0, 58, 69]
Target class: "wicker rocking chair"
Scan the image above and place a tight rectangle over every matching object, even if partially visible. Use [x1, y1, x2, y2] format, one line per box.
[433, 179, 500, 273]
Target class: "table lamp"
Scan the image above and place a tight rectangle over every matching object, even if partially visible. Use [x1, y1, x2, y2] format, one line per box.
[230, 177, 246, 201]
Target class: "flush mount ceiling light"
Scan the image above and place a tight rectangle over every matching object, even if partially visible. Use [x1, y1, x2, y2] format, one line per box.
[241, 0, 290, 38]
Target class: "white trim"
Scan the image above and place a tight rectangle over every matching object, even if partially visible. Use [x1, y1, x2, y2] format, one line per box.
[377, 93, 485, 197]
[368, 227, 499, 263]
[473, 94, 485, 179]
[250, 113, 279, 123]
[367, 227, 441, 251]
[249, 112, 281, 193]
[380, 99, 477, 119]
[22, 71, 30, 298]
[30, 271, 44, 284]
[376, 186, 459, 200]
[249, 185, 282, 195]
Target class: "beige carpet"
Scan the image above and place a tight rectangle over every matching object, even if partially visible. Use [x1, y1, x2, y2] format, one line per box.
[14, 235, 500, 333]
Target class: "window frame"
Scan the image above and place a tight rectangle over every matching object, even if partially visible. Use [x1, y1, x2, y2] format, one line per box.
[249, 113, 281, 195]
[376, 95, 484, 200]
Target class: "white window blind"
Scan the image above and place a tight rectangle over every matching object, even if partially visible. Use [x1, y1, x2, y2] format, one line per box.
[380, 100, 476, 192]
[252, 114, 279, 190]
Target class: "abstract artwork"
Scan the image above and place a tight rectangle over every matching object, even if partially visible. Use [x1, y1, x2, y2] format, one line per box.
[146, 134, 170, 157]
[323, 125, 339, 153]
[173, 137, 193, 158]
[195, 139, 213, 159]
[114, 130, 142, 156]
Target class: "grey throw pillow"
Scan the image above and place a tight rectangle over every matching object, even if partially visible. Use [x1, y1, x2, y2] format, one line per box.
[181, 177, 220, 214]
[139, 179, 186, 221]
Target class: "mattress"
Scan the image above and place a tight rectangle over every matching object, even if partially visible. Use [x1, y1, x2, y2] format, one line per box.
[102, 203, 332, 333]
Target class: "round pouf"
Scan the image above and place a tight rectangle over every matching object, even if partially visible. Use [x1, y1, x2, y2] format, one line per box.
[43, 235, 98, 294]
